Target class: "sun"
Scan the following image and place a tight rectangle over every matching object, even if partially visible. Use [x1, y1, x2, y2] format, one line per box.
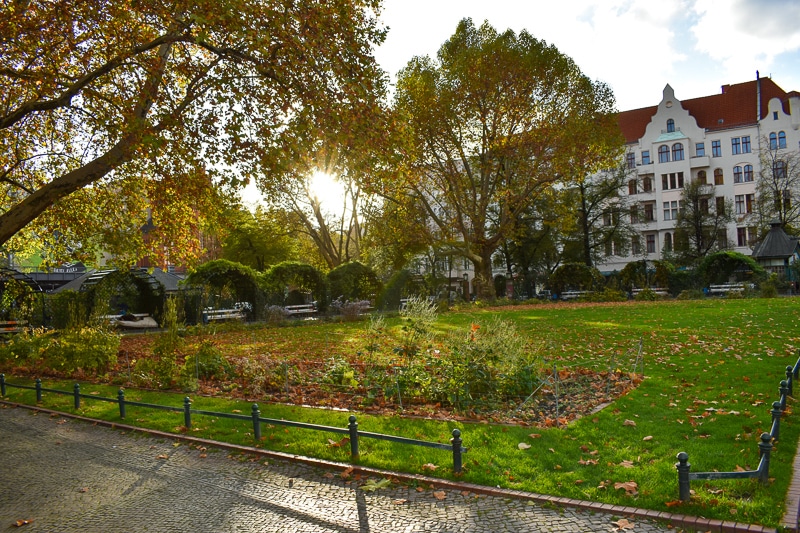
[308, 171, 346, 207]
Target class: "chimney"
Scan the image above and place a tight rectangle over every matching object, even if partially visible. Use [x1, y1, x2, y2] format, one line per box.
[756, 70, 761, 121]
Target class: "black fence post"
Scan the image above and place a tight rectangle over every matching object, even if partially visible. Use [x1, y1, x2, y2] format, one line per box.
[35, 378, 42, 403]
[73, 383, 80, 410]
[451, 429, 463, 473]
[676, 452, 691, 501]
[252, 403, 261, 441]
[758, 433, 773, 484]
[0, 373, 5, 396]
[771, 401, 782, 440]
[183, 397, 192, 429]
[118, 389, 126, 419]
[348, 415, 359, 459]
[786, 366, 794, 396]
[780, 380, 789, 410]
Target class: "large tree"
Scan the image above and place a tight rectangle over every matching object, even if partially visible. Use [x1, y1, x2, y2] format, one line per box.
[391, 19, 622, 299]
[0, 0, 386, 266]
[673, 178, 734, 264]
[755, 137, 800, 234]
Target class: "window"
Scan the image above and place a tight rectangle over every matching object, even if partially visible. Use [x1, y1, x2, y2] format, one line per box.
[735, 194, 755, 214]
[644, 202, 655, 222]
[714, 168, 724, 185]
[664, 232, 673, 252]
[602, 208, 619, 227]
[742, 136, 751, 153]
[632, 236, 641, 256]
[716, 196, 726, 215]
[628, 179, 637, 195]
[779, 131, 787, 149]
[661, 172, 684, 190]
[732, 137, 741, 155]
[697, 170, 707, 185]
[667, 119, 675, 133]
[737, 227, 758, 247]
[658, 145, 670, 163]
[770, 132, 777, 149]
[696, 142, 705, 157]
[744, 164, 753, 182]
[672, 143, 684, 161]
[626, 152, 636, 169]
[774, 160, 788, 179]
[642, 176, 653, 192]
[630, 205, 639, 224]
[663, 200, 679, 221]
[712, 140, 722, 157]
[646, 234, 656, 254]
[733, 166, 743, 183]
[699, 198, 709, 214]
[717, 229, 728, 249]
[642, 150, 651, 165]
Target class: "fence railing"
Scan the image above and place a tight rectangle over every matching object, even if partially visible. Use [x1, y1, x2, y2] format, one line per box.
[675, 355, 800, 500]
[0, 374, 466, 473]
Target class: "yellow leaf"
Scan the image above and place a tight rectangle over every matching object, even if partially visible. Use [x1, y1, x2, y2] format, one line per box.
[433, 490, 446, 500]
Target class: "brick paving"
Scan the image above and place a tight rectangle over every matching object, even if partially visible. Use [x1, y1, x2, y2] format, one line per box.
[0, 404, 784, 532]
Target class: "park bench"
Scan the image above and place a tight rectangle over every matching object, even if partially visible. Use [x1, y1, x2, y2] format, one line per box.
[203, 307, 246, 323]
[560, 290, 592, 300]
[708, 283, 746, 295]
[284, 304, 317, 318]
[631, 287, 669, 296]
[0, 320, 27, 334]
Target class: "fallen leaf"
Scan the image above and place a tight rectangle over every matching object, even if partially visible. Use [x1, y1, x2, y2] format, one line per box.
[323, 472, 334, 479]
[341, 467, 354, 479]
[612, 518, 635, 530]
[433, 490, 446, 500]
[392, 499, 408, 505]
[461, 491, 471, 496]
[327, 437, 350, 448]
[529, 433, 542, 439]
[623, 419, 637, 427]
[665, 499, 683, 507]
[518, 442, 531, 450]
[614, 481, 639, 496]
[156, 454, 168, 460]
[618, 460, 635, 468]
[579, 458, 598, 466]
[78, 487, 89, 493]
[360, 478, 392, 492]
[13, 519, 34, 527]
[421, 463, 438, 471]
[642, 435, 653, 441]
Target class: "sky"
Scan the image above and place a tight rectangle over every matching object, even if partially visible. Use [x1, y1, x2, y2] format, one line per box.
[372, 0, 800, 111]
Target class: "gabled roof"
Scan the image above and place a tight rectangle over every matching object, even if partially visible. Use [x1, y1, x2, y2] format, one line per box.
[619, 77, 794, 144]
[751, 222, 800, 260]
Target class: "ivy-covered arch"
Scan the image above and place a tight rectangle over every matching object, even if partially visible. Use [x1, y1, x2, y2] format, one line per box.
[261, 262, 328, 311]
[184, 259, 262, 320]
[697, 251, 766, 286]
[327, 262, 382, 303]
[81, 268, 166, 323]
[0, 267, 44, 324]
[549, 263, 604, 296]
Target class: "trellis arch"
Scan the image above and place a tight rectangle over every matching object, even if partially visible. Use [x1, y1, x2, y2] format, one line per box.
[261, 262, 328, 311]
[184, 259, 262, 320]
[0, 267, 44, 324]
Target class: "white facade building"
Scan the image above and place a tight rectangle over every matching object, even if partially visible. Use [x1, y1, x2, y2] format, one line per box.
[602, 74, 800, 273]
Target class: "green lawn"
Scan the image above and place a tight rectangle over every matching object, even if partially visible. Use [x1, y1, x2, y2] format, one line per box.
[3, 298, 799, 527]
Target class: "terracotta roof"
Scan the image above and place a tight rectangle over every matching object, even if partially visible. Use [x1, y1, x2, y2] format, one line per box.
[618, 77, 793, 144]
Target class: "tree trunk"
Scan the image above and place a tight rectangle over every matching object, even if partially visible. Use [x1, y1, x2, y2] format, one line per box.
[472, 248, 496, 301]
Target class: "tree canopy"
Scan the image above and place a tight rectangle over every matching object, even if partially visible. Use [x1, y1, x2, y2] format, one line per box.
[390, 19, 622, 299]
[0, 0, 387, 266]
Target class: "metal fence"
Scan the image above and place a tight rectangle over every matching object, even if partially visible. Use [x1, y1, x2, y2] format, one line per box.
[0, 374, 466, 473]
[674, 354, 800, 500]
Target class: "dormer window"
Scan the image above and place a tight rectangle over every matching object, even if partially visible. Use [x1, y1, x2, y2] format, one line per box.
[667, 119, 675, 133]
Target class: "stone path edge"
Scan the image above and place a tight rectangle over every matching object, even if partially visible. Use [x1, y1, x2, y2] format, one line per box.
[1, 400, 782, 533]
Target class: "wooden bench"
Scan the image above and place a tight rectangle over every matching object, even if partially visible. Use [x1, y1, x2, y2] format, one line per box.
[203, 308, 246, 323]
[632, 287, 669, 296]
[560, 290, 592, 300]
[0, 320, 27, 334]
[284, 304, 317, 318]
[708, 283, 746, 295]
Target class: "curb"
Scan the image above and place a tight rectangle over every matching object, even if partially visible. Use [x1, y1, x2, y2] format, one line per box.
[1, 401, 782, 533]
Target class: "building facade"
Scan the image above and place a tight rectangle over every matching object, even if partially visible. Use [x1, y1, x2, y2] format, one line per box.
[602, 74, 800, 273]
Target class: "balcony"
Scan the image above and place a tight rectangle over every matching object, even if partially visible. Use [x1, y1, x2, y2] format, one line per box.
[690, 156, 710, 169]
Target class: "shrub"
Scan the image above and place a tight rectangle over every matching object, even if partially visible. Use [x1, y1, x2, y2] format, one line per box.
[676, 289, 705, 300]
[329, 298, 371, 321]
[394, 296, 437, 363]
[327, 262, 382, 303]
[264, 305, 289, 325]
[633, 288, 661, 301]
[44, 326, 120, 375]
[586, 288, 627, 302]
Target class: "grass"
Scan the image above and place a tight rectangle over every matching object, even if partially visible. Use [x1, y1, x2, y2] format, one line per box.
[3, 297, 800, 527]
